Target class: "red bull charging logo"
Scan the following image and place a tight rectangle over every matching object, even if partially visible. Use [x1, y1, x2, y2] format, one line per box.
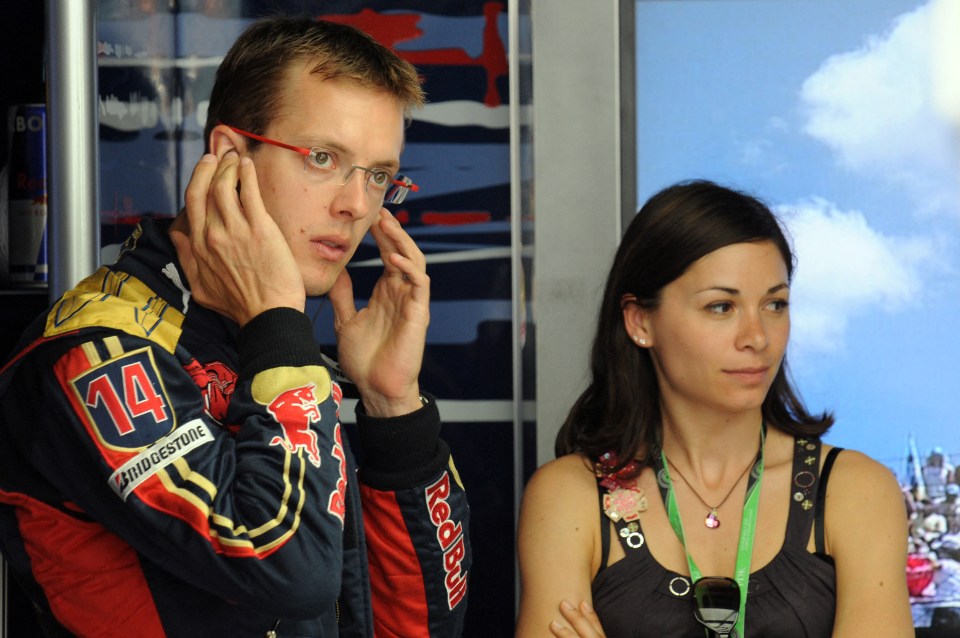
[253, 368, 346, 523]
[266, 384, 323, 467]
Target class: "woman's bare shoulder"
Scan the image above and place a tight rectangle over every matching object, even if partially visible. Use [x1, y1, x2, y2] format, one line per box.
[824, 446, 899, 492]
[532, 452, 596, 479]
[821, 445, 906, 548]
[523, 453, 598, 502]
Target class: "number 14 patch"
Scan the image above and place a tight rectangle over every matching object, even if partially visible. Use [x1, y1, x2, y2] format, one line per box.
[70, 346, 175, 450]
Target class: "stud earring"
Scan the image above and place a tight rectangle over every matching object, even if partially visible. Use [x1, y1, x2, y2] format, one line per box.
[634, 336, 648, 346]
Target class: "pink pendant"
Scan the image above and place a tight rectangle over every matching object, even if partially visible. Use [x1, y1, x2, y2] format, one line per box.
[705, 510, 720, 529]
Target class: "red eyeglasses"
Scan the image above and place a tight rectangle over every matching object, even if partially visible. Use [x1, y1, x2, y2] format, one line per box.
[227, 125, 419, 205]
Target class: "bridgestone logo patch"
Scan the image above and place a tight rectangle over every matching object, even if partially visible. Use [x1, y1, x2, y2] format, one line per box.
[109, 419, 213, 500]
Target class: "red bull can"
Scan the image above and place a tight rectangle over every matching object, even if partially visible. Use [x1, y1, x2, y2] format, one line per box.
[7, 104, 47, 285]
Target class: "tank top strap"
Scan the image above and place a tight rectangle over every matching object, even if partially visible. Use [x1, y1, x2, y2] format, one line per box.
[597, 484, 611, 572]
[814, 446, 843, 556]
[783, 436, 825, 546]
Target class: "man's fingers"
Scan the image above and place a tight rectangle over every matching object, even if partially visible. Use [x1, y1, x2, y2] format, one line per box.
[183, 154, 218, 238]
[237, 156, 266, 223]
[370, 210, 428, 291]
[386, 252, 430, 300]
[327, 268, 357, 330]
[377, 210, 426, 270]
[209, 151, 243, 229]
[368, 210, 400, 273]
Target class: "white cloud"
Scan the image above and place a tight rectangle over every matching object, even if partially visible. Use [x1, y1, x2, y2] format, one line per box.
[786, 2, 958, 358]
[778, 198, 940, 354]
[799, 2, 960, 218]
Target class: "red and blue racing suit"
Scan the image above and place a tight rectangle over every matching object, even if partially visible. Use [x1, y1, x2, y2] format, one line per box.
[0, 219, 470, 637]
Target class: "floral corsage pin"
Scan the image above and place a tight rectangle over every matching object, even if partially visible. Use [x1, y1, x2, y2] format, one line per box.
[595, 451, 648, 523]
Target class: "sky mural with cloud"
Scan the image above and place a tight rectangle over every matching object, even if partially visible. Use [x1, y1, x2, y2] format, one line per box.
[635, 0, 960, 479]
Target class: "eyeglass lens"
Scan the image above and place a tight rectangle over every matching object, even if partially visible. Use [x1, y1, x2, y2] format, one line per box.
[384, 175, 415, 205]
[304, 154, 415, 206]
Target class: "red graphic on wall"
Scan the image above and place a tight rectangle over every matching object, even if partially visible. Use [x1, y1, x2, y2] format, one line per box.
[322, 2, 507, 107]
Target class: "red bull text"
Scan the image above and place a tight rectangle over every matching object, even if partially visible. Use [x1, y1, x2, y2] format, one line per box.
[425, 473, 468, 609]
[7, 104, 47, 285]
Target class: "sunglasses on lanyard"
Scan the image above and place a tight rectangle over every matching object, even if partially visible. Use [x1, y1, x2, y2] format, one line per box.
[693, 576, 741, 637]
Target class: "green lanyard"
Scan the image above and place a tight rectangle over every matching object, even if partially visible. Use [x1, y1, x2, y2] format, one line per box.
[659, 427, 765, 638]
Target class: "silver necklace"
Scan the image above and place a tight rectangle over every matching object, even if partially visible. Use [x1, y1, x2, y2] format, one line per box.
[663, 455, 754, 529]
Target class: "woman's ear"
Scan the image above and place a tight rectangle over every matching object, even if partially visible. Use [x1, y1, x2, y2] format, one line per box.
[208, 124, 246, 159]
[621, 294, 652, 347]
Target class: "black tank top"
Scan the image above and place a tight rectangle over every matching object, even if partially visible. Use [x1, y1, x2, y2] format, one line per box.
[592, 437, 841, 637]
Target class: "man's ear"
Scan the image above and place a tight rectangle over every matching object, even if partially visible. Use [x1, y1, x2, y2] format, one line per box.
[208, 124, 246, 159]
[621, 294, 653, 347]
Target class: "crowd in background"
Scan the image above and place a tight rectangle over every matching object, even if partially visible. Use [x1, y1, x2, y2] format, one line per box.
[905, 448, 960, 628]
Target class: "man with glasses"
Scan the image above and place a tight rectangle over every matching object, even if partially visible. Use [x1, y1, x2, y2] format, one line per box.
[0, 16, 469, 637]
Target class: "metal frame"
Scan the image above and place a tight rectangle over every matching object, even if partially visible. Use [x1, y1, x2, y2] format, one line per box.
[530, 0, 635, 468]
[46, 0, 100, 298]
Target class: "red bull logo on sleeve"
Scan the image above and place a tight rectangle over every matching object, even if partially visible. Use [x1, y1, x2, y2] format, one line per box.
[266, 384, 323, 468]
[253, 367, 346, 522]
[327, 422, 348, 526]
[425, 473, 468, 609]
[325, 381, 347, 525]
[331, 380, 343, 419]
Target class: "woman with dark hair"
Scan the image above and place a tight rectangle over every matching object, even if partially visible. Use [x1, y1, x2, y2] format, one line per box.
[516, 180, 911, 637]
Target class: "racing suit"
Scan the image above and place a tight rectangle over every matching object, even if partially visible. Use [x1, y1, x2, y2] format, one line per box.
[0, 219, 470, 637]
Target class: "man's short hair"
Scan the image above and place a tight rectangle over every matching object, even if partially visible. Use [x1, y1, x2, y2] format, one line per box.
[203, 15, 425, 151]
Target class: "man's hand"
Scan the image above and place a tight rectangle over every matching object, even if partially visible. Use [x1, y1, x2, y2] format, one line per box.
[170, 152, 306, 326]
[328, 209, 429, 417]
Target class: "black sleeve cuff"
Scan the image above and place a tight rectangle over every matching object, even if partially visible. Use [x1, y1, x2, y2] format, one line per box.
[238, 308, 322, 377]
[355, 393, 449, 490]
